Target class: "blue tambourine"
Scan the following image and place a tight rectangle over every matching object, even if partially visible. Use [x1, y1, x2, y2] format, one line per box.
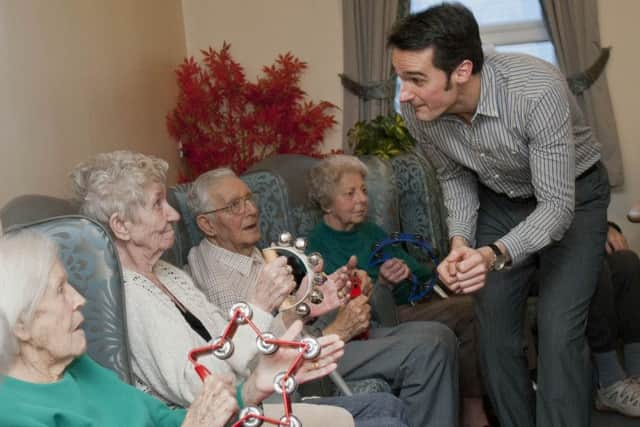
[367, 232, 440, 305]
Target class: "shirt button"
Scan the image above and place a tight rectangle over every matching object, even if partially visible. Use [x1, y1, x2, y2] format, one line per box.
[494, 174, 500, 179]
[480, 153, 486, 158]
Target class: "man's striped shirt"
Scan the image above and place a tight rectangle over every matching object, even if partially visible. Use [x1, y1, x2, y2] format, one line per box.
[402, 53, 601, 263]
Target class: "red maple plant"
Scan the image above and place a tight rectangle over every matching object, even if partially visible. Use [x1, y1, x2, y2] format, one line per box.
[167, 43, 338, 179]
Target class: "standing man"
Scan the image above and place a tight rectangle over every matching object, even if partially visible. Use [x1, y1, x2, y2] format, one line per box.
[388, 3, 610, 427]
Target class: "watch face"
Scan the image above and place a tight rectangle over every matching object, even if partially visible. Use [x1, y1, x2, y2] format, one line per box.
[488, 244, 506, 271]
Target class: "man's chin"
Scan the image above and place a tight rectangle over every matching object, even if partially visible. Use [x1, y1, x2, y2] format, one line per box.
[416, 108, 439, 122]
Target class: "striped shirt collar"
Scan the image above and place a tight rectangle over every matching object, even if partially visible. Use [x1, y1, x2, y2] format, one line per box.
[437, 59, 499, 123]
[476, 61, 499, 119]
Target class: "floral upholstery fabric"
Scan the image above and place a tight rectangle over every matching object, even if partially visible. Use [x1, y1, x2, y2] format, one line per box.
[358, 155, 400, 234]
[7, 215, 132, 384]
[391, 152, 449, 260]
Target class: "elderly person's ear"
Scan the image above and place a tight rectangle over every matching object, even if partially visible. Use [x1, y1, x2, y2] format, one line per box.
[108, 212, 131, 241]
[196, 214, 217, 238]
[12, 317, 30, 342]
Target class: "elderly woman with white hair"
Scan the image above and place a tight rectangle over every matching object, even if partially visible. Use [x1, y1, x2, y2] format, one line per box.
[69, 150, 354, 426]
[0, 230, 240, 426]
[306, 154, 489, 427]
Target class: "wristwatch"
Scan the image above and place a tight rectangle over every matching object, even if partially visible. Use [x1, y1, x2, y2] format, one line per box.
[488, 243, 507, 271]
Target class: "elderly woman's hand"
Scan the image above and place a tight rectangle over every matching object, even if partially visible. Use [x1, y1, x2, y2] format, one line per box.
[305, 263, 352, 318]
[378, 258, 410, 286]
[182, 373, 237, 427]
[240, 320, 344, 406]
[249, 256, 296, 313]
[322, 295, 371, 342]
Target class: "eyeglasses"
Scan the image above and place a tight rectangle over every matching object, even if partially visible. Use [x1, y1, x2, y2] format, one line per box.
[199, 193, 259, 216]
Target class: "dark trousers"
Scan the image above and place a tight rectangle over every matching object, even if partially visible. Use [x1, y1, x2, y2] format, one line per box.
[309, 393, 410, 427]
[473, 162, 610, 427]
[587, 249, 640, 352]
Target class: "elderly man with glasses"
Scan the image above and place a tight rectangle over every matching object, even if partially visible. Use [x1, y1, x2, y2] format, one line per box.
[185, 167, 460, 427]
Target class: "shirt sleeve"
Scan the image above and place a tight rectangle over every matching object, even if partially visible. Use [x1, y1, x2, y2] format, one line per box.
[498, 84, 575, 264]
[411, 125, 480, 246]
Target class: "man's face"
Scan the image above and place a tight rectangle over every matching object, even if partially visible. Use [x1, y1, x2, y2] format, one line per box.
[205, 176, 261, 253]
[392, 47, 459, 122]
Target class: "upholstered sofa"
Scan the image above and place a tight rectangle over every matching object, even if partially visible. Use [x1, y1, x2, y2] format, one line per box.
[0, 151, 448, 390]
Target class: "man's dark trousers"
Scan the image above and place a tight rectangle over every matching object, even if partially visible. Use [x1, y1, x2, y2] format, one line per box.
[473, 162, 610, 427]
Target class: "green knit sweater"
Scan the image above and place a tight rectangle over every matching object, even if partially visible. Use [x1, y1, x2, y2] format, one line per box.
[0, 354, 186, 426]
[306, 221, 433, 305]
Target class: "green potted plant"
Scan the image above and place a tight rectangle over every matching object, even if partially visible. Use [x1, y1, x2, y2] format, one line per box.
[347, 113, 416, 159]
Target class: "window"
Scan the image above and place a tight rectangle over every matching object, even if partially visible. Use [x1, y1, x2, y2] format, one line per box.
[410, 0, 557, 64]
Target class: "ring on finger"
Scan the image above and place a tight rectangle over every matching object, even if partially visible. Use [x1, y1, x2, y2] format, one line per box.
[337, 290, 346, 299]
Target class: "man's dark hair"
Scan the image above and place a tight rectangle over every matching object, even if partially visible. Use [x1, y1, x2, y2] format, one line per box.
[387, 2, 484, 77]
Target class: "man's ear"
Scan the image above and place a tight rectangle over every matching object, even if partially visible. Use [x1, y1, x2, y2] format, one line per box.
[109, 212, 130, 241]
[453, 59, 473, 84]
[196, 214, 217, 239]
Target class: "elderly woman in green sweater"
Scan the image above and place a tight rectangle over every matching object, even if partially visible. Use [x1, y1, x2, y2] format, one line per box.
[0, 230, 238, 427]
[306, 155, 489, 427]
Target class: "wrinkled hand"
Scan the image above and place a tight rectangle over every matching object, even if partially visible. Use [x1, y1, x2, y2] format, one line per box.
[339, 255, 372, 297]
[306, 265, 351, 317]
[323, 295, 371, 342]
[378, 258, 410, 286]
[437, 246, 490, 295]
[249, 256, 296, 313]
[606, 225, 628, 255]
[182, 373, 237, 427]
[251, 320, 344, 398]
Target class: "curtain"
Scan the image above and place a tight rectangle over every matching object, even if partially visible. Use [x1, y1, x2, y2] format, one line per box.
[341, 0, 403, 151]
[540, 0, 623, 186]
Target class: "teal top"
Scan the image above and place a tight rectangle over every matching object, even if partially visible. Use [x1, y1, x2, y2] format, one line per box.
[306, 221, 434, 305]
[0, 354, 186, 427]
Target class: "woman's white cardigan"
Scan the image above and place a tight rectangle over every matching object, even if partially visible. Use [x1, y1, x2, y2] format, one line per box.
[123, 260, 273, 407]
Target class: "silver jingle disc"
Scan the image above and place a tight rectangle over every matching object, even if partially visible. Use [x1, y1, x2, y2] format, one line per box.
[240, 406, 264, 427]
[309, 288, 324, 305]
[312, 273, 327, 286]
[280, 415, 301, 427]
[273, 372, 297, 395]
[299, 336, 321, 360]
[256, 332, 278, 355]
[229, 302, 253, 324]
[294, 302, 310, 317]
[212, 336, 234, 360]
[293, 237, 307, 252]
[307, 252, 323, 267]
[278, 232, 293, 246]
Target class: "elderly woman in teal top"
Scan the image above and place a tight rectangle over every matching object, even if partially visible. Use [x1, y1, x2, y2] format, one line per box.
[306, 155, 490, 427]
[0, 230, 237, 427]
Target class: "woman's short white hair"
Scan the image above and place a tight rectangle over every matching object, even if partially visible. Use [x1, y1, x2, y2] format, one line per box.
[70, 150, 168, 225]
[187, 167, 237, 215]
[0, 230, 59, 370]
[306, 155, 368, 211]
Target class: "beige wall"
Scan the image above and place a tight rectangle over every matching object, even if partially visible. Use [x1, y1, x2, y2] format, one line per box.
[2, 0, 639, 251]
[181, 0, 343, 152]
[599, 0, 640, 250]
[0, 0, 186, 205]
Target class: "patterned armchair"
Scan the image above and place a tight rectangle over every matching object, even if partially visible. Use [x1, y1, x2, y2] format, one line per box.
[1, 200, 131, 384]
